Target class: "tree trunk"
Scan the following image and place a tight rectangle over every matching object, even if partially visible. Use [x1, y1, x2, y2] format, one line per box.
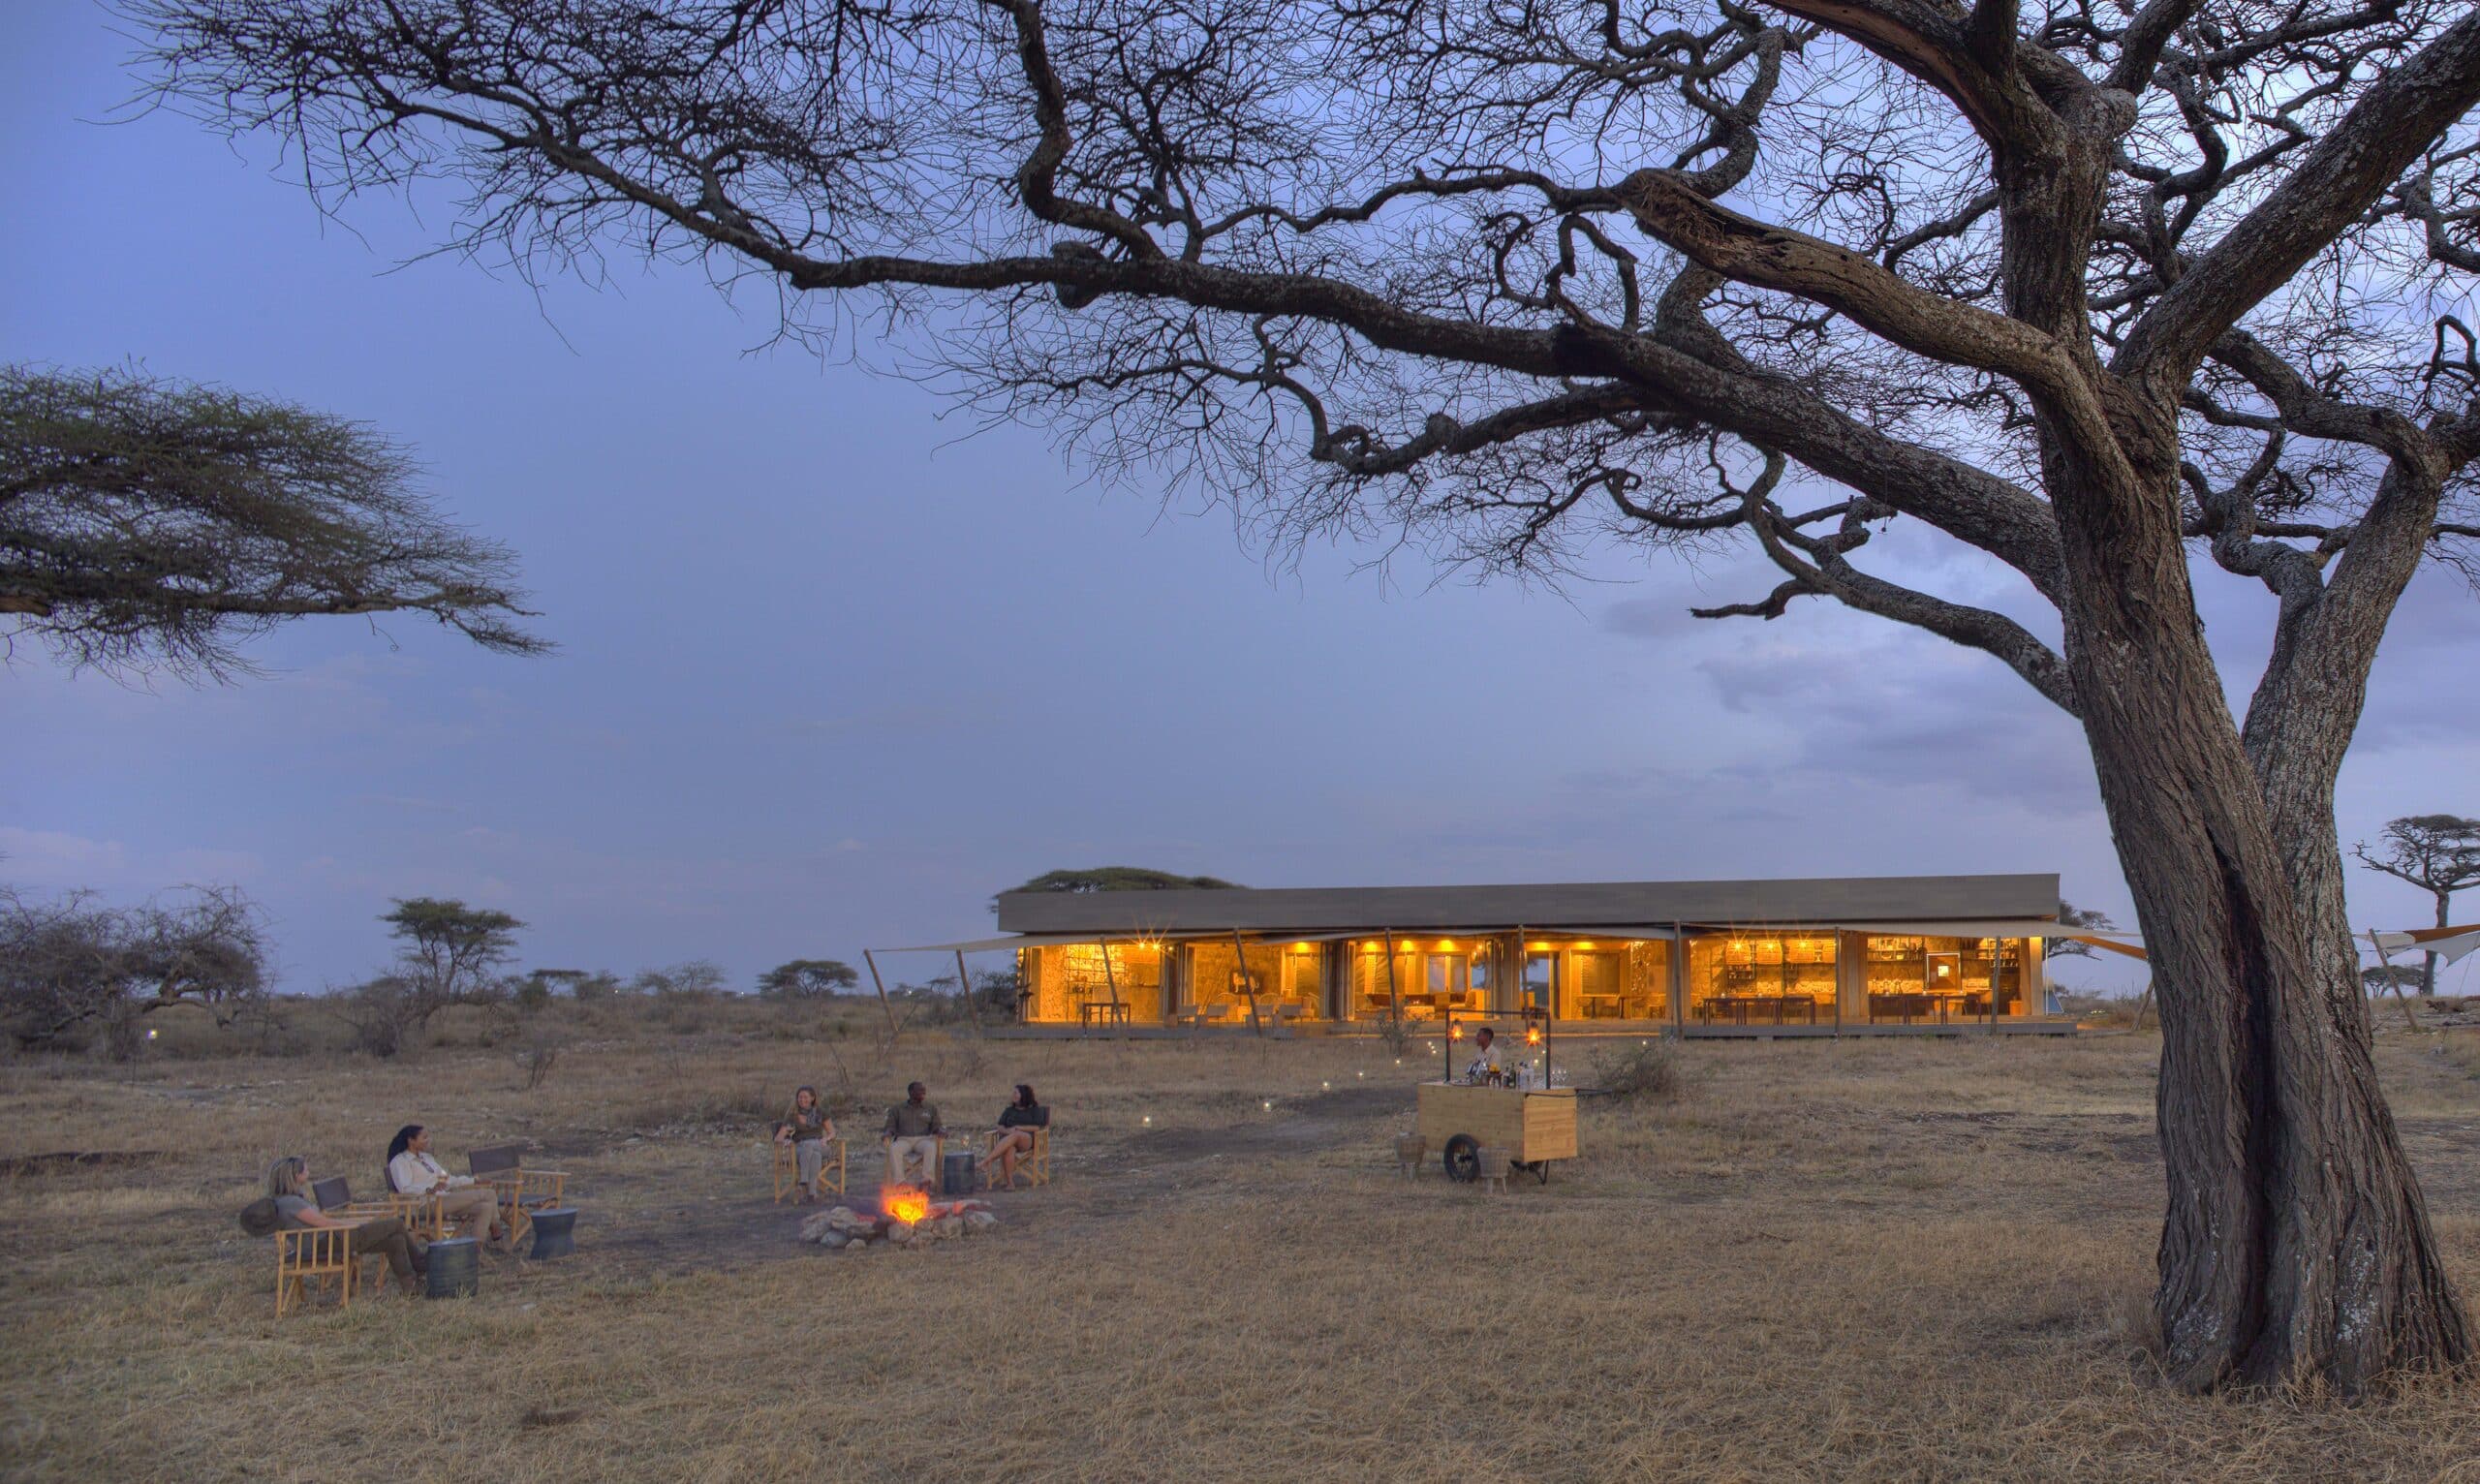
[2052, 455, 2471, 1390]
[2428, 890, 2448, 998]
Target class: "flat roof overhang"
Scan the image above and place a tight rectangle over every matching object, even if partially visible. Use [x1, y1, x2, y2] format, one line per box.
[993, 873, 2062, 936]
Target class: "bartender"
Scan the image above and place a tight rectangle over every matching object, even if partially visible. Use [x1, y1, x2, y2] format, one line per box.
[1464, 1026, 1509, 1084]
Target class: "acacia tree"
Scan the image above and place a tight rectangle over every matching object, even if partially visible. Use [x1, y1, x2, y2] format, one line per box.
[1008, 868, 1242, 894]
[2045, 899, 2116, 960]
[2, 364, 544, 678]
[382, 896, 524, 1027]
[2353, 814, 2480, 994]
[757, 959, 862, 998]
[137, 0, 2480, 1388]
[0, 883, 268, 1053]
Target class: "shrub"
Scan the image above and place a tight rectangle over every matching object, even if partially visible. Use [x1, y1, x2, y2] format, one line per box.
[1590, 1037, 1686, 1102]
[339, 977, 417, 1058]
[0, 883, 268, 1054]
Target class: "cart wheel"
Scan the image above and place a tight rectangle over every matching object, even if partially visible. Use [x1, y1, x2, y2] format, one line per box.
[1442, 1134, 1480, 1183]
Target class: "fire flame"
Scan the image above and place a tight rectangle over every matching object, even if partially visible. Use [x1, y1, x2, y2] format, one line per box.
[881, 1187, 931, 1224]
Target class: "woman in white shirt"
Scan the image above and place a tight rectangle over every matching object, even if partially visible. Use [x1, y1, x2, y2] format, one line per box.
[387, 1124, 505, 1248]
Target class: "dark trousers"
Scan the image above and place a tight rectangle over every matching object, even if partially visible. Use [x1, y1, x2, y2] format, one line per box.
[351, 1217, 423, 1281]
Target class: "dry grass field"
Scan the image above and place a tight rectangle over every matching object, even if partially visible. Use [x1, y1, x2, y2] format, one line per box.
[5, 1004, 2480, 1482]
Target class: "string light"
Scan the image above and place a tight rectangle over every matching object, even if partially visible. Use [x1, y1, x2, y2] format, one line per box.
[1141, 1115, 1152, 1126]
[1261, 1100, 1273, 1111]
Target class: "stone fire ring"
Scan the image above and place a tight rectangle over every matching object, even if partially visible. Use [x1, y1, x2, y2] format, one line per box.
[800, 1191, 1000, 1251]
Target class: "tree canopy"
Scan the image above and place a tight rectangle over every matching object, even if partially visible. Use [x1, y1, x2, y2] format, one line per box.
[1, 363, 544, 678]
[757, 958, 862, 998]
[133, 0, 2480, 1392]
[0, 883, 267, 1053]
[2045, 900, 2118, 960]
[1008, 868, 1242, 895]
[381, 897, 524, 1025]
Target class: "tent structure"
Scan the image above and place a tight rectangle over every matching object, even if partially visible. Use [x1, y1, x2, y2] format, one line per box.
[2369, 923, 2480, 967]
[2363, 922, 2480, 1031]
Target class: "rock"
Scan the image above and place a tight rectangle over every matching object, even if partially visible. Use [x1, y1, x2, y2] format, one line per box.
[798, 1211, 842, 1242]
[817, 1229, 849, 1249]
[963, 1210, 1000, 1231]
[935, 1216, 963, 1239]
[886, 1221, 915, 1244]
[846, 1238, 870, 1253]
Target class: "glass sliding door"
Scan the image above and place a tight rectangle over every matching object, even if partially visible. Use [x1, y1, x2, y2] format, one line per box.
[1523, 951, 1557, 1016]
[1280, 943, 1329, 1021]
[1572, 949, 1624, 1018]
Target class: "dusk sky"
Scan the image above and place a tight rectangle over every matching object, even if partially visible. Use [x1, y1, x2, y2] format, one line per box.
[7, 0, 2476, 999]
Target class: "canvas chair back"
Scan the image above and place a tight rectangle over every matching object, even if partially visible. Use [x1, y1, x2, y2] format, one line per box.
[312, 1176, 352, 1211]
[469, 1144, 523, 1179]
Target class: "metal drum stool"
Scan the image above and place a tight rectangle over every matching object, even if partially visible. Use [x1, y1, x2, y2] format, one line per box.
[528, 1207, 579, 1260]
[425, 1237, 480, 1298]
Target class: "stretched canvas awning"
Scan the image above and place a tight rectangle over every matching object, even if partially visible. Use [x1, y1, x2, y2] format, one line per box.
[869, 931, 1205, 955]
[2371, 924, 2480, 966]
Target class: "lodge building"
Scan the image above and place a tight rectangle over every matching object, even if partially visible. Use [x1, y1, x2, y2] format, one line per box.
[892, 873, 2123, 1037]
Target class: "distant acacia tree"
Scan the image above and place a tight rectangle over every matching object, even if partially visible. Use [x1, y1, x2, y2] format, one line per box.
[2044, 901, 2119, 961]
[0, 883, 267, 1054]
[633, 959, 729, 1000]
[382, 897, 523, 1027]
[757, 958, 860, 999]
[1009, 868, 1242, 895]
[137, 0, 2480, 1389]
[514, 967, 593, 1011]
[2353, 815, 2480, 995]
[1, 364, 545, 679]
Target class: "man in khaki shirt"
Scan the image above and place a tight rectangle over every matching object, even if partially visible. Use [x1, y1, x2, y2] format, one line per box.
[883, 1081, 944, 1185]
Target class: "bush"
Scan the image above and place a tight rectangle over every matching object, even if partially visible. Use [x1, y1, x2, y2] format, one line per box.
[339, 977, 417, 1058]
[0, 883, 267, 1055]
[1590, 1037, 1686, 1102]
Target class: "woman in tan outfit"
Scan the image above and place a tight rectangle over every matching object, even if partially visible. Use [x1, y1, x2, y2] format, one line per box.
[387, 1125, 506, 1248]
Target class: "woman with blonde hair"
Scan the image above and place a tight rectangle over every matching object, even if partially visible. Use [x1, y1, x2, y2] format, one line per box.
[775, 1085, 836, 1200]
[265, 1156, 423, 1295]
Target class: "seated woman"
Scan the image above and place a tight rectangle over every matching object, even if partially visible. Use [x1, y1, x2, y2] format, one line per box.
[980, 1083, 1049, 1188]
[266, 1155, 423, 1295]
[775, 1085, 837, 1200]
[387, 1125, 507, 1249]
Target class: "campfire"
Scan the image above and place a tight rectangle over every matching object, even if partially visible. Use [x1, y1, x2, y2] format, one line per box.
[800, 1185, 999, 1251]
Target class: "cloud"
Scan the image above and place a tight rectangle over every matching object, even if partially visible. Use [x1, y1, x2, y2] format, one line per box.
[781, 704, 961, 738]
[0, 827, 262, 889]
[356, 794, 469, 815]
[1598, 598, 1706, 639]
[1692, 628, 2102, 818]
[0, 826, 128, 881]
